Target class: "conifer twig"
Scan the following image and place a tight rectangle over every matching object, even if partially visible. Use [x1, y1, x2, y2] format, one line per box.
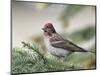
[22, 41, 46, 64]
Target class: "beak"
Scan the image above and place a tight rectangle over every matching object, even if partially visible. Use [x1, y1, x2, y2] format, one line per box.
[42, 28, 45, 31]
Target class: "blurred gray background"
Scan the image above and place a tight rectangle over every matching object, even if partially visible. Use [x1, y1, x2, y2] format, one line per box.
[12, 1, 95, 51]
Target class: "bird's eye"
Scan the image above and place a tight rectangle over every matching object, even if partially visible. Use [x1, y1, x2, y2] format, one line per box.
[44, 30, 47, 32]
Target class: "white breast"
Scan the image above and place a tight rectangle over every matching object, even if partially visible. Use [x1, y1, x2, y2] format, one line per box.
[44, 38, 70, 57]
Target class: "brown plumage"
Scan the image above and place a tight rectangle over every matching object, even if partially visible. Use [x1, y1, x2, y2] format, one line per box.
[42, 23, 89, 57]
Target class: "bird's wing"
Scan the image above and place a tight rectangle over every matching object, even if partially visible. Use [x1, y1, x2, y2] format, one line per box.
[50, 34, 87, 52]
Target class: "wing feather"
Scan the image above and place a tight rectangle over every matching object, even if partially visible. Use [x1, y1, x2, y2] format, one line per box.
[50, 34, 87, 52]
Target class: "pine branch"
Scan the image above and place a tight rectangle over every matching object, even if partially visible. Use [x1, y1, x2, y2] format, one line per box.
[21, 41, 46, 64]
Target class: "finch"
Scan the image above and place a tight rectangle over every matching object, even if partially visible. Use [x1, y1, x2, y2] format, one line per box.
[42, 23, 90, 57]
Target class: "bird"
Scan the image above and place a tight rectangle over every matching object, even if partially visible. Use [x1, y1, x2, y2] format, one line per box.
[42, 23, 93, 57]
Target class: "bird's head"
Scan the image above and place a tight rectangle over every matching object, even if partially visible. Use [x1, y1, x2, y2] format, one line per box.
[42, 23, 56, 37]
